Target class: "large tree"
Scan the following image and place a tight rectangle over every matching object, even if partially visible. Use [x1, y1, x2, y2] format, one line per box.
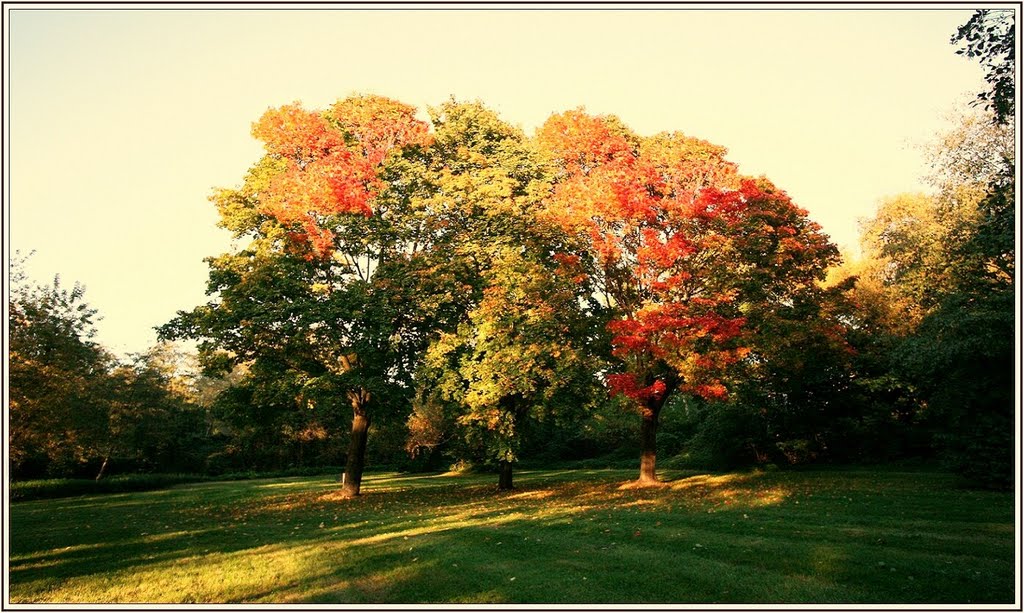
[537, 110, 837, 484]
[403, 101, 601, 489]
[164, 95, 432, 497]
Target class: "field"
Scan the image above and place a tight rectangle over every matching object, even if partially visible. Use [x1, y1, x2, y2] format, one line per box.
[8, 467, 1017, 604]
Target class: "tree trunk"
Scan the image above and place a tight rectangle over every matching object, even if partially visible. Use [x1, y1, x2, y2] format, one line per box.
[95, 456, 110, 482]
[636, 378, 677, 485]
[498, 460, 513, 490]
[638, 409, 659, 484]
[340, 388, 371, 497]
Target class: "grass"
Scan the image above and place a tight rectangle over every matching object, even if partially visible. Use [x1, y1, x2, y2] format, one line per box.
[8, 467, 1016, 604]
[10, 466, 347, 501]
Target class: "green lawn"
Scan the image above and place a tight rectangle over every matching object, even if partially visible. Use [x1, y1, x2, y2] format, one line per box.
[8, 467, 1016, 604]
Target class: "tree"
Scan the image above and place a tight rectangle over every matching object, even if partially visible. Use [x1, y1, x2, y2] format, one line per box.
[537, 110, 837, 484]
[402, 101, 602, 489]
[9, 254, 221, 480]
[848, 107, 1015, 487]
[95, 343, 215, 479]
[8, 254, 114, 477]
[857, 192, 964, 326]
[412, 246, 599, 489]
[163, 95, 432, 496]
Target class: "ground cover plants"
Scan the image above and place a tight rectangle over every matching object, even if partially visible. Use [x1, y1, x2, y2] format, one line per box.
[9, 467, 1014, 604]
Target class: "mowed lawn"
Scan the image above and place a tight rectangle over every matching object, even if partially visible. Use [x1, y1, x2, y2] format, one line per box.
[8, 467, 1016, 604]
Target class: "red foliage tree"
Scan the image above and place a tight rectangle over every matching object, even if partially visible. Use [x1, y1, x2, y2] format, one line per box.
[538, 110, 836, 484]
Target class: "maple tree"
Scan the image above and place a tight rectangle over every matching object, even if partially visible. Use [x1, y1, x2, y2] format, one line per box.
[537, 110, 837, 484]
[164, 94, 432, 497]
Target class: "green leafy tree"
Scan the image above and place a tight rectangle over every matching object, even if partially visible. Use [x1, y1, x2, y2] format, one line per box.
[163, 95, 432, 496]
[848, 107, 1015, 487]
[10, 254, 219, 480]
[412, 246, 599, 488]
[8, 254, 114, 477]
[96, 343, 215, 478]
[402, 101, 602, 488]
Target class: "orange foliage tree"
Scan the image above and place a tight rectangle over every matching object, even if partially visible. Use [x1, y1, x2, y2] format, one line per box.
[166, 95, 431, 497]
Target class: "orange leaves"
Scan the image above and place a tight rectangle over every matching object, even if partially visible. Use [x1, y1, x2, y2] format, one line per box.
[329, 95, 432, 167]
[538, 109, 763, 403]
[692, 383, 728, 400]
[252, 103, 347, 161]
[538, 111, 661, 275]
[536, 108, 635, 174]
[250, 96, 431, 259]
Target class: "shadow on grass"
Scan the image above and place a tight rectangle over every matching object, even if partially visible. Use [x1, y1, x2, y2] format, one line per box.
[8, 468, 1016, 604]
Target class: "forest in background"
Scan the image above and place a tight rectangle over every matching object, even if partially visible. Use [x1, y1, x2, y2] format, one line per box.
[8, 10, 1015, 493]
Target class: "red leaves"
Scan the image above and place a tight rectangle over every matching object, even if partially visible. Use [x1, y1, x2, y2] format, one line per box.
[608, 305, 746, 365]
[539, 110, 821, 406]
[607, 374, 667, 404]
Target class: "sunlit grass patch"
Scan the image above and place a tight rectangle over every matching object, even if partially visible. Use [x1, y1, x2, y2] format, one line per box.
[9, 467, 1015, 604]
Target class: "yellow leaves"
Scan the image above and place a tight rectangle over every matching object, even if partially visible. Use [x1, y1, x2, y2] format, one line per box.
[424, 332, 459, 367]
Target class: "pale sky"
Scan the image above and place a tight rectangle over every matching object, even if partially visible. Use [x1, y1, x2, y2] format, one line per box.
[6, 7, 991, 357]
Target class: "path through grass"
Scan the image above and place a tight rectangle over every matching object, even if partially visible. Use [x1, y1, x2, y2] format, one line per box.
[8, 467, 1016, 604]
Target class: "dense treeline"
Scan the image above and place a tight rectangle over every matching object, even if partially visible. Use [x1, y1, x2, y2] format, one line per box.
[8, 11, 1014, 491]
[9, 256, 222, 480]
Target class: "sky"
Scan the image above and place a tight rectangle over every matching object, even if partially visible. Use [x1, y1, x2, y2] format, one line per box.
[6, 6, 991, 357]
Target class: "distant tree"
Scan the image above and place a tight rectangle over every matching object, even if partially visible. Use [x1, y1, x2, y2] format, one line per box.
[850, 109, 1015, 488]
[8, 254, 114, 478]
[857, 192, 965, 325]
[96, 343, 214, 479]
